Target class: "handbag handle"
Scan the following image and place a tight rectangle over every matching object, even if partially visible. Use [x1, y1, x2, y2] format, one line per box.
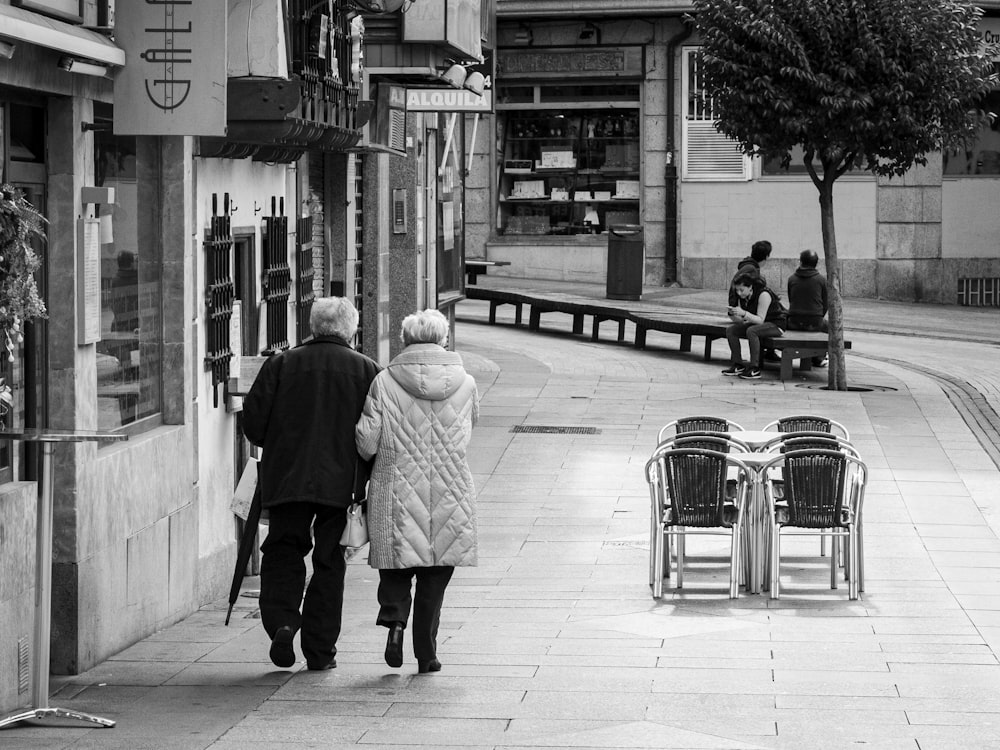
[353, 455, 374, 505]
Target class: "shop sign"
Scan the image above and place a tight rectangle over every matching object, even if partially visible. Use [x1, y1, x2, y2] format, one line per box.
[113, 0, 227, 135]
[498, 46, 644, 79]
[406, 88, 493, 112]
[980, 17, 1000, 53]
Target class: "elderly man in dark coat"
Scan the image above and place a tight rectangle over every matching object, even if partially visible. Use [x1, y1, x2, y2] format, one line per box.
[243, 297, 379, 671]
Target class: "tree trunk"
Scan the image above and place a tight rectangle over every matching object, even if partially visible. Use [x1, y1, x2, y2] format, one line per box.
[818, 180, 848, 390]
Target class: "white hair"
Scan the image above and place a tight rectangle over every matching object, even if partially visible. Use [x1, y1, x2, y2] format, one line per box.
[310, 297, 359, 340]
[400, 309, 449, 347]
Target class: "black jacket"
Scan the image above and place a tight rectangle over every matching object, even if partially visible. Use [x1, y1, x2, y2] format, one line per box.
[242, 335, 380, 510]
[786, 267, 828, 326]
[728, 257, 768, 306]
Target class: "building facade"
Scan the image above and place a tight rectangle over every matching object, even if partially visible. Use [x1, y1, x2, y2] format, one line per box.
[0, 0, 492, 716]
[467, 1, 1000, 305]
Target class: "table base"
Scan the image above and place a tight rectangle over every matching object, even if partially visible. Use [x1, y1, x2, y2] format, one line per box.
[0, 706, 116, 729]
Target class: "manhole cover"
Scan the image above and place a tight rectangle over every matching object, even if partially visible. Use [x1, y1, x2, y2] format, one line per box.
[511, 425, 600, 434]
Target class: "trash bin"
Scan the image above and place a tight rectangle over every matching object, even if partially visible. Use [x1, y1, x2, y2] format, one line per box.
[606, 224, 644, 300]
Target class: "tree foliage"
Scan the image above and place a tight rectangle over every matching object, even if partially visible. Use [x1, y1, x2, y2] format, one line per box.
[692, 0, 995, 180]
[691, 0, 996, 388]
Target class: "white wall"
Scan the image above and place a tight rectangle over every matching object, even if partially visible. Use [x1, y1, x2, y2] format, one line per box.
[942, 177, 1000, 259]
[680, 175, 878, 260]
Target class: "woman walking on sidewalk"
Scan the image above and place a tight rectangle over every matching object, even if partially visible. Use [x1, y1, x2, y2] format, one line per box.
[723, 272, 787, 380]
[356, 309, 479, 673]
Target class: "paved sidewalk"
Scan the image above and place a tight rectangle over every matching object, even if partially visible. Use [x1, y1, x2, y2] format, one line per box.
[5, 287, 1000, 749]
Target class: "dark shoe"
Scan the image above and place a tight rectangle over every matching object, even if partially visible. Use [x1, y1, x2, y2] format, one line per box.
[739, 367, 763, 380]
[721, 363, 745, 376]
[384, 623, 404, 668]
[269, 626, 296, 669]
[811, 356, 827, 367]
[418, 658, 441, 673]
[763, 349, 781, 362]
[306, 657, 337, 671]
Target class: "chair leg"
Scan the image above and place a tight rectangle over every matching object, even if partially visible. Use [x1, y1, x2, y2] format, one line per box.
[649, 510, 657, 586]
[652, 529, 664, 599]
[820, 533, 826, 557]
[849, 526, 859, 600]
[677, 532, 685, 589]
[830, 531, 839, 589]
[729, 527, 740, 599]
[857, 518, 865, 593]
[770, 527, 780, 599]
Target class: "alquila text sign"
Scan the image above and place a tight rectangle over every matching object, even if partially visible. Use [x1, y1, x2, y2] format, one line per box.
[114, 0, 227, 136]
[406, 88, 493, 113]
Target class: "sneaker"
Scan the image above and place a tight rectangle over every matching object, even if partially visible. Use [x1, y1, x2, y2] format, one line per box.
[721, 364, 746, 376]
[811, 356, 827, 367]
[739, 367, 763, 380]
[763, 349, 781, 363]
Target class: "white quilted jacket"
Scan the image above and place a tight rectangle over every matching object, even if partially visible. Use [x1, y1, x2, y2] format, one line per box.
[356, 343, 479, 569]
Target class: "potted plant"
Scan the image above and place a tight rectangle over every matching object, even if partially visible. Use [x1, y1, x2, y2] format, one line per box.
[0, 184, 47, 421]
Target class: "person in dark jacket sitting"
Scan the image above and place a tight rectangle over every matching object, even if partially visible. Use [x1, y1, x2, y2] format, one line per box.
[728, 240, 779, 362]
[786, 249, 829, 366]
[723, 271, 787, 380]
[243, 297, 380, 671]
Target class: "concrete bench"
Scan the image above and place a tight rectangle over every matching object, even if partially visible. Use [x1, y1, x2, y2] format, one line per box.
[762, 331, 852, 381]
[465, 286, 528, 326]
[465, 260, 511, 285]
[631, 312, 728, 359]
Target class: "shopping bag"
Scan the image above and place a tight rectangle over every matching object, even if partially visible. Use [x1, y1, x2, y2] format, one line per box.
[340, 502, 368, 548]
[230, 458, 258, 520]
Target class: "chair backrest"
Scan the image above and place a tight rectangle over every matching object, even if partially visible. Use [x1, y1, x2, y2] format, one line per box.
[777, 435, 860, 458]
[764, 415, 850, 440]
[655, 432, 752, 454]
[657, 416, 744, 444]
[658, 448, 733, 528]
[775, 448, 851, 528]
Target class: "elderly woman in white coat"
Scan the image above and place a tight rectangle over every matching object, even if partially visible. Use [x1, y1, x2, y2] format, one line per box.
[356, 309, 479, 673]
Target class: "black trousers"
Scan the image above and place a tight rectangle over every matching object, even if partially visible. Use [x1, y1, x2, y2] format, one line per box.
[259, 502, 347, 667]
[377, 566, 454, 662]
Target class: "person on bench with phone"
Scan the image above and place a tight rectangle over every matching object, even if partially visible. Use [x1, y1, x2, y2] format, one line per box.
[786, 249, 829, 367]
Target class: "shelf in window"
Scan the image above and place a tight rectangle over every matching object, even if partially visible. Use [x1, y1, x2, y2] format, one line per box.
[508, 136, 577, 141]
[501, 197, 571, 203]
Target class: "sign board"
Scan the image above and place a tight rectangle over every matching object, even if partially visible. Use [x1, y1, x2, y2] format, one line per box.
[113, 0, 227, 135]
[403, 0, 481, 60]
[76, 218, 101, 345]
[228, 355, 268, 396]
[406, 88, 493, 113]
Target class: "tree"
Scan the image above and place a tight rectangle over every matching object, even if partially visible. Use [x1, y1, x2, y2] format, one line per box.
[691, 0, 996, 389]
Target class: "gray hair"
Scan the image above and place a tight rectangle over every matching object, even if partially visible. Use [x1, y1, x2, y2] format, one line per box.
[401, 309, 449, 347]
[310, 297, 359, 340]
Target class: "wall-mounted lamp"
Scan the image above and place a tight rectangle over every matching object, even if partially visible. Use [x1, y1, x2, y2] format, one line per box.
[464, 71, 485, 96]
[0, 40, 15, 60]
[58, 56, 108, 78]
[513, 23, 533, 46]
[441, 63, 467, 88]
[579, 21, 601, 44]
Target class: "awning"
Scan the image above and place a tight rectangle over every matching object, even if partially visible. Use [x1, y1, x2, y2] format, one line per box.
[0, 4, 125, 66]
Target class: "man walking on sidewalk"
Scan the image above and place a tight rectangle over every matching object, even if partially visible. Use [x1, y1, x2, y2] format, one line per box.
[242, 297, 380, 671]
[786, 249, 829, 367]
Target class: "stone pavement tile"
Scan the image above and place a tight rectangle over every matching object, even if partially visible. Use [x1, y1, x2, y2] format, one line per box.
[500, 719, 771, 749]
[918, 523, 1000, 539]
[57, 660, 191, 687]
[923, 536, 1000, 552]
[161, 662, 297, 686]
[929, 550, 1000, 567]
[963, 610, 1000, 628]
[102, 638, 221, 663]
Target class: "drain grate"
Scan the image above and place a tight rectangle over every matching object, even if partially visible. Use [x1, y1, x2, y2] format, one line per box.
[511, 425, 600, 435]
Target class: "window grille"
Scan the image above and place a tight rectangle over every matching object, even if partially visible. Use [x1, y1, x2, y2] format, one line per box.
[296, 216, 315, 344]
[958, 277, 1000, 307]
[262, 197, 291, 353]
[204, 193, 235, 407]
[352, 154, 365, 352]
[682, 48, 751, 181]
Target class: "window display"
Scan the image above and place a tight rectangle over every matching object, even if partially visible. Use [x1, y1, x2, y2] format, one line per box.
[497, 109, 640, 236]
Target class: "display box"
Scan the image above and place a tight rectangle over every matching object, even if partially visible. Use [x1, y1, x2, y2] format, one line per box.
[505, 159, 533, 174]
[593, 191, 612, 201]
[614, 180, 640, 199]
[550, 188, 570, 201]
[574, 191, 593, 202]
[511, 180, 546, 198]
[539, 150, 575, 168]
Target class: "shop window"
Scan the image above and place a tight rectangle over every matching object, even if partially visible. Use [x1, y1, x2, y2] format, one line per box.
[94, 117, 163, 432]
[496, 103, 640, 237]
[681, 48, 751, 181]
[944, 89, 1000, 176]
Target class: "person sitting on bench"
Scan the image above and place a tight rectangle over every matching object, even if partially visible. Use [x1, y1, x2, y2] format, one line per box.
[723, 271, 787, 380]
[786, 249, 829, 367]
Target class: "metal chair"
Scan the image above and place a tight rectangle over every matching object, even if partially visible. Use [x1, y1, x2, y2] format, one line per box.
[657, 416, 745, 445]
[762, 448, 868, 600]
[645, 448, 750, 599]
[763, 415, 850, 441]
